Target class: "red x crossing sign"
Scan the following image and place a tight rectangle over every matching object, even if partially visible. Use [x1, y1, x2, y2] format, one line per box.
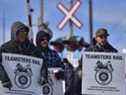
[58, 0, 82, 30]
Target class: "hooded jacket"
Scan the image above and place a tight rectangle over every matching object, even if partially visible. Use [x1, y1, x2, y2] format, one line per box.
[0, 21, 48, 89]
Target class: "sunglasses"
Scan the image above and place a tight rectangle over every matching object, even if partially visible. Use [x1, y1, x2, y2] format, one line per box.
[17, 27, 28, 35]
[39, 38, 49, 42]
[18, 31, 28, 36]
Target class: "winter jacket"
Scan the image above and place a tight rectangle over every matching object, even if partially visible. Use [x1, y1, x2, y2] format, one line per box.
[0, 40, 48, 88]
[64, 61, 74, 95]
[72, 62, 82, 95]
[38, 47, 64, 68]
[85, 42, 118, 53]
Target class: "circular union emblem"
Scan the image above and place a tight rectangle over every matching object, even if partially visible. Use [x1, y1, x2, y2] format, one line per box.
[15, 72, 31, 89]
[95, 69, 112, 85]
[42, 84, 52, 95]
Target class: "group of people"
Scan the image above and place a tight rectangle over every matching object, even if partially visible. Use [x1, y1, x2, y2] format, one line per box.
[0, 21, 118, 95]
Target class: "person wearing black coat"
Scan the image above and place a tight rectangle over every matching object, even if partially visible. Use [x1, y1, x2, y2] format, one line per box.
[85, 28, 118, 53]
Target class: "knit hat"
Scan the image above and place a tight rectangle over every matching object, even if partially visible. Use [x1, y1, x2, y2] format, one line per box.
[11, 21, 29, 40]
[63, 36, 79, 45]
[79, 37, 89, 48]
[95, 28, 109, 37]
[36, 28, 53, 46]
[50, 38, 64, 46]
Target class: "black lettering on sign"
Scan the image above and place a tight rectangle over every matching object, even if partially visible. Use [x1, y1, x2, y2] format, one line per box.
[85, 54, 111, 60]
[113, 55, 123, 60]
[4, 55, 41, 65]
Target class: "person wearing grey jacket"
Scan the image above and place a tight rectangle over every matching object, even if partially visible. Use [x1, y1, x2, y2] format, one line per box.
[0, 21, 48, 89]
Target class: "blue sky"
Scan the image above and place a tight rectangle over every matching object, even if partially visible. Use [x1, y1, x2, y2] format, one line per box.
[0, 0, 126, 52]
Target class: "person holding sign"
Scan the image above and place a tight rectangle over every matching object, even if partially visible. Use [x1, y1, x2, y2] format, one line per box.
[86, 28, 118, 52]
[36, 24, 64, 68]
[0, 21, 47, 89]
[78, 28, 118, 95]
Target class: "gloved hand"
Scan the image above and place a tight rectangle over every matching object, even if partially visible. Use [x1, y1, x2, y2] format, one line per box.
[54, 70, 64, 80]
[2, 81, 12, 90]
[63, 58, 69, 64]
[38, 77, 48, 86]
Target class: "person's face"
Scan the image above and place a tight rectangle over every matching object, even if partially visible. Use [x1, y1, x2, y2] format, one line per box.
[53, 44, 64, 53]
[40, 36, 49, 48]
[16, 30, 28, 43]
[66, 42, 78, 51]
[95, 35, 108, 46]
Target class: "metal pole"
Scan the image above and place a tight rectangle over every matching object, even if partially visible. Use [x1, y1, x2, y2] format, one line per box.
[69, 0, 74, 38]
[40, 0, 44, 23]
[38, 0, 44, 31]
[2, 10, 5, 43]
[89, 0, 93, 45]
[26, 0, 33, 42]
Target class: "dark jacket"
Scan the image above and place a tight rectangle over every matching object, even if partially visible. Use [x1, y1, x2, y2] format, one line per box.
[72, 42, 118, 95]
[73, 64, 82, 95]
[64, 61, 74, 95]
[64, 59, 82, 95]
[38, 47, 64, 68]
[85, 42, 118, 53]
[0, 40, 47, 88]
